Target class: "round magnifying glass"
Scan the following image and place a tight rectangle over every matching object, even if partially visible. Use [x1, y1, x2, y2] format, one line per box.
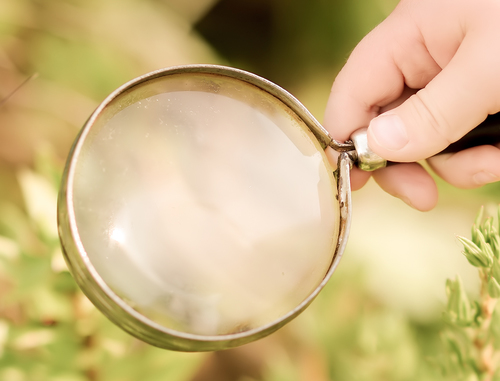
[57, 64, 365, 352]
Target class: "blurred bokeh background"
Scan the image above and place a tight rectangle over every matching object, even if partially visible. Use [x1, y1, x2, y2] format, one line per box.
[0, 0, 499, 380]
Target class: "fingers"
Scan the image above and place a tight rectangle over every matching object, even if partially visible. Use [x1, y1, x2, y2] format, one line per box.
[369, 144, 500, 211]
[367, 0, 500, 162]
[323, 0, 500, 211]
[349, 167, 372, 191]
[323, 0, 442, 141]
[427, 145, 500, 188]
[368, 36, 500, 162]
[372, 163, 439, 211]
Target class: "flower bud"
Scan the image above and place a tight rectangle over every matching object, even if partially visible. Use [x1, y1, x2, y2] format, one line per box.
[482, 218, 494, 246]
[457, 235, 492, 268]
[472, 224, 479, 244]
[477, 231, 495, 268]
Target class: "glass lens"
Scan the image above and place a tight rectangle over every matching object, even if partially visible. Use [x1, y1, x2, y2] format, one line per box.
[71, 72, 339, 336]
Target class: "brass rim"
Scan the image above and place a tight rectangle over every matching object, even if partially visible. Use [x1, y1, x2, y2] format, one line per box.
[57, 64, 353, 351]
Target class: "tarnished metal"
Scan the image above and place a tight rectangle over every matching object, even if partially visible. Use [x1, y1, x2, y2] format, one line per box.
[57, 64, 355, 352]
[58, 147, 353, 352]
[350, 128, 387, 171]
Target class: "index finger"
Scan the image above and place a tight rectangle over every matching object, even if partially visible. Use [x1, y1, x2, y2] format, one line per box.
[323, 4, 442, 141]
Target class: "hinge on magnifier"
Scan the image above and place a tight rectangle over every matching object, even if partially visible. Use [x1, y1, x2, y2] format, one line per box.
[328, 129, 387, 172]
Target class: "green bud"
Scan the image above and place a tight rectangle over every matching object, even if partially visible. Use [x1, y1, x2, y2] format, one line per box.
[446, 276, 473, 326]
[458, 235, 492, 268]
[445, 278, 454, 299]
[458, 235, 482, 256]
[462, 251, 487, 267]
[492, 261, 500, 284]
[488, 277, 500, 298]
[477, 230, 495, 267]
[475, 205, 485, 230]
[457, 282, 473, 325]
[446, 278, 459, 316]
[491, 221, 500, 236]
[483, 217, 494, 242]
[491, 233, 500, 260]
[442, 332, 465, 369]
[472, 205, 484, 232]
[472, 224, 479, 243]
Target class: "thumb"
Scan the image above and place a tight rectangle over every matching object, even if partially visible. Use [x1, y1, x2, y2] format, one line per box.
[367, 34, 500, 162]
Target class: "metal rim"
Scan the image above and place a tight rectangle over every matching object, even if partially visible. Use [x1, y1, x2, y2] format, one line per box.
[57, 64, 353, 351]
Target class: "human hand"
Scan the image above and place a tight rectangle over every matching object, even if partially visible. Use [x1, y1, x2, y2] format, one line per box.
[324, 0, 500, 211]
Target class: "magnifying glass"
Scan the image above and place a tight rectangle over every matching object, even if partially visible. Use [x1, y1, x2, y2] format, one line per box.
[57, 64, 500, 352]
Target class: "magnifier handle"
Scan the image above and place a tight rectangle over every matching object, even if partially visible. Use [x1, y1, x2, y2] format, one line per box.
[439, 112, 500, 154]
[351, 112, 500, 171]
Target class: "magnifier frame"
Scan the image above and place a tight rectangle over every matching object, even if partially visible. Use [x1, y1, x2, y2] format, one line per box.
[57, 64, 354, 352]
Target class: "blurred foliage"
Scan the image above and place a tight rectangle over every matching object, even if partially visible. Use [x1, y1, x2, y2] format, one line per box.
[0, 150, 205, 381]
[0, 151, 452, 381]
[195, 0, 395, 90]
[439, 207, 500, 381]
[0, 0, 499, 380]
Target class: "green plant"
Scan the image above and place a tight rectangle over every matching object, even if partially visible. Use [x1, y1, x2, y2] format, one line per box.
[0, 150, 205, 381]
[441, 206, 500, 381]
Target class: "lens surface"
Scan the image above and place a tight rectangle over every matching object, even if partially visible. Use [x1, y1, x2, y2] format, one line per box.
[71, 73, 339, 336]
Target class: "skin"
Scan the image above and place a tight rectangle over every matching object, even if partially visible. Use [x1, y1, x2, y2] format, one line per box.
[324, 0, 500, 211]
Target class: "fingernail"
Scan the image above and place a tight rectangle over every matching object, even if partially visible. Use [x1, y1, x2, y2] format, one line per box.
[473, 171, 500, 185]
[369, 114, 409, 151]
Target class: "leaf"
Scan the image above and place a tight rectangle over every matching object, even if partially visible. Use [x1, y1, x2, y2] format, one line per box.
[488, 277, 500, 298]
[493, 261, 500, 285]
[490, 234, 500, 260]
[446, 278, 454, 299]
[473, 301, 483, 326]
[477, 230, 495, 267]
[17, 169, 58, 240]
[443, 332, 466, 370]
[446, 276, 473, 326]
[475, 206, 485, 230]
[472, 224, 479, 244]
[482, 217, 494, 243]
[489, 307, 500, 349]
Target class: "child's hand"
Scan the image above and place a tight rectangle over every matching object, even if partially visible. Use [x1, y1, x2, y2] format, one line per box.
[324, 0, 500, 211]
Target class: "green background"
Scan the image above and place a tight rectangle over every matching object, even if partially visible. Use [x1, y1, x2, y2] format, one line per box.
[0, 0, 499, 380]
